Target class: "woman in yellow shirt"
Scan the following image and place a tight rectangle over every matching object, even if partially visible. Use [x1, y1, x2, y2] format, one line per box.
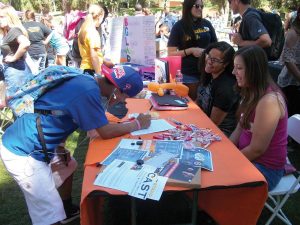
[78, 4, 104, 75]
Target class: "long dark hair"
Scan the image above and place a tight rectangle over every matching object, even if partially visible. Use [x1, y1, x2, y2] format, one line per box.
[181, 0, 200, 48]
[198, 41, 235, 86]
[235, 46, 281, 129]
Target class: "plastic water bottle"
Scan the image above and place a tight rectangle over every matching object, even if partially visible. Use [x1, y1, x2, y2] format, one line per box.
[175, 69, 183, 84]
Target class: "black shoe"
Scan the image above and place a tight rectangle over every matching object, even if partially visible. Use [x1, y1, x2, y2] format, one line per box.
[60, 204, 80, 224]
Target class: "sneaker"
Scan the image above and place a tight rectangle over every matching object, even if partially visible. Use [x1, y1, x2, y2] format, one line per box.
[60, 204, 80, 224]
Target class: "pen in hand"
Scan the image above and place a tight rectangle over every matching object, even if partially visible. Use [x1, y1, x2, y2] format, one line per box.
[146, 105, 153, 115]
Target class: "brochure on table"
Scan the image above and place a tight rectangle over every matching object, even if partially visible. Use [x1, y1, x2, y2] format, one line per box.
[94, 159, 168, 201]
[94, 139, 214, 198]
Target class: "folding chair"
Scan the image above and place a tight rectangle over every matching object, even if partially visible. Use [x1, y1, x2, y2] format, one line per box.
[264, 114, 300, 225]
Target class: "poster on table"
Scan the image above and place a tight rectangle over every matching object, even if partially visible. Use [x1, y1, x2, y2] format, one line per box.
[108, 16, 156, 66]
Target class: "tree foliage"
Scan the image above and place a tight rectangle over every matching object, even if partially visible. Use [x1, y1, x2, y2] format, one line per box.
[3, 0, 299, 14]
[269, 0, 299, 10]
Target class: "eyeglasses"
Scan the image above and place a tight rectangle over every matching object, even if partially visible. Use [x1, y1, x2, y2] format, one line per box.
[206, 54, 224, 64]
[193, 4, 204, 9]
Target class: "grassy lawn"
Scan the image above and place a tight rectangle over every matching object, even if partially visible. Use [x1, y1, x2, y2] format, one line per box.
[0, 129, 299, 225]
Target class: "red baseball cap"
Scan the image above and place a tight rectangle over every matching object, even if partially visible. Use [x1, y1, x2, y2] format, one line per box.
[104, 65, 143, 97]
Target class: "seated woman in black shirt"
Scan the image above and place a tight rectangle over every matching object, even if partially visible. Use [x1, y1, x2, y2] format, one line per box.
[196, 41, 240, 136]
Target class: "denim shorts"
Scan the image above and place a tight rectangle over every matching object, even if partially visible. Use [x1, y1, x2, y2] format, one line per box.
[56, 45, 70, 56]
[254, 162, 284, 191]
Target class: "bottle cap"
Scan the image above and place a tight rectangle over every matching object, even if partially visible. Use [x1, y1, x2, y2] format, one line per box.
[136, 159, 144, 165]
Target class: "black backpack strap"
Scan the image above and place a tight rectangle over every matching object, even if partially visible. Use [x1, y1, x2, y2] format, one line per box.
[36, 115, 50, 164]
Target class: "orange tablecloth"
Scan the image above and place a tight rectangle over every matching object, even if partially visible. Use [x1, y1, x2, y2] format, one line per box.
[80, 98, 268, 225]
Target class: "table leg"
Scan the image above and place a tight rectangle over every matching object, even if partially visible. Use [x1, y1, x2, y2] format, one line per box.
[191, 190, 198, 225]
[131, 197, 137, 225]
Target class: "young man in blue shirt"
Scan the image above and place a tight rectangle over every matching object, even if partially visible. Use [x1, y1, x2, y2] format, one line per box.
[0, 66, 151, 225]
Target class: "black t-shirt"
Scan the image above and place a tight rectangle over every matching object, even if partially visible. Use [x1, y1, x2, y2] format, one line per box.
[23, 21, 52, 55]
[239, 8, 268, 44]
[0, 27, 24, 58]
[197, 71, 240, 136]
[168, 19, 217, 77]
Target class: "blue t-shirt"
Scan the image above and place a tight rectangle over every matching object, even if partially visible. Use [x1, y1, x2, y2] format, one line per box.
[2, 75, 108, 161]
[168, 19, 217, 77]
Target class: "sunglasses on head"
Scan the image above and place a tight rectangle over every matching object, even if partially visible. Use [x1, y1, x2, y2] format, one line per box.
[193, 4, 204, 9]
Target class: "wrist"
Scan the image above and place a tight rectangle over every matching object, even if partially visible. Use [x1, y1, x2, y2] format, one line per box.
[135, 119, 141, 130]
[183, 49, 188, 57]
[12, 55, 17, 62]
[199, 48, 204, 55]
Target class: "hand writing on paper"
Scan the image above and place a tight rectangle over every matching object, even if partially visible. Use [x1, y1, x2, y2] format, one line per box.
[137, 113, 151, 129]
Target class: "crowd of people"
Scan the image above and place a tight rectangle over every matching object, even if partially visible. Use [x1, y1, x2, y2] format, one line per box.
[0, 0, 299, 224]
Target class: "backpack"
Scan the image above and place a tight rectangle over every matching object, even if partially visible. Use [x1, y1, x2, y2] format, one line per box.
[257, 10, 285, 60]
[64, 11, 86, 40]
[70, 18, 85, 60]
[8, 66, 83, 117]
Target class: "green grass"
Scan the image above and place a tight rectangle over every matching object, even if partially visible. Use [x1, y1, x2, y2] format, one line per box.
[0, 129, 300, 225]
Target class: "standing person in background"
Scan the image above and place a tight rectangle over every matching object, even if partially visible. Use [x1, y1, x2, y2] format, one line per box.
[134, 3, 144, 16]
[78, 4, 104, 76]
[41, 15, 70, 66]
[230, 46, 287, 191]
[142, 7, 152, 16]
[70, 3, 112, 69]
[228, 0, 272, 52]
[168, 0, 217, 100]
[284, 9, 297, 33]
[23, 9, 52, 71]
[277, 6, 300, 116]
[196, 41, 239, 137]
[161, 8, 178, 31]
[0, 5, 31, 99]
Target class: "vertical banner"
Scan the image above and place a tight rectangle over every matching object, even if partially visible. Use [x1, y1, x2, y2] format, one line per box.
[124, 16, 156, 66]
[108, 17, 125, 63]
[108, 16, 156, 66]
